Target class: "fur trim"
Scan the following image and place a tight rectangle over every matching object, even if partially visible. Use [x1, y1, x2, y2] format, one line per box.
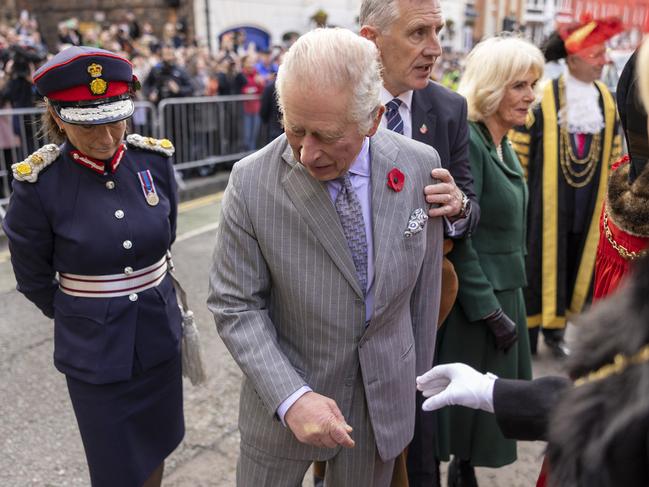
[606, 161, 649, 237]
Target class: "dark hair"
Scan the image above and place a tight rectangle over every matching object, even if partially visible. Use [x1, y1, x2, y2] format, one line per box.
[547, 257, 649, 486]
[542, 31, 567, 62]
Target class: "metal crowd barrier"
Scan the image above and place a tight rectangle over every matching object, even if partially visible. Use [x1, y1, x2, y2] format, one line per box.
[0, 96, 263, 219]
[157, 94, 260, 174]
[0, 106, 45, 219]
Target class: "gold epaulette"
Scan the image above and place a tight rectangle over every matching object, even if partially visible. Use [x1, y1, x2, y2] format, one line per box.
[126, 134, 175, 157]
[11, 144, 60, 183]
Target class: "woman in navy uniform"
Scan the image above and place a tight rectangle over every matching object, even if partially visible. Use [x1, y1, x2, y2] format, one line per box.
[2, 46, 184, 487]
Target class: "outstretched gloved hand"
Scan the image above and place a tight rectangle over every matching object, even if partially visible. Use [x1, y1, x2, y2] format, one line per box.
[416, 363, 497, 413]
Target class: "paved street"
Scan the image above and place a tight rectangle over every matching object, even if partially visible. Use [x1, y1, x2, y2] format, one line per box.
[0, 192, 566, 487]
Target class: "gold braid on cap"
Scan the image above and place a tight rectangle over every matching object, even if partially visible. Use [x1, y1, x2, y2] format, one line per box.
[574, 343, 649, 386]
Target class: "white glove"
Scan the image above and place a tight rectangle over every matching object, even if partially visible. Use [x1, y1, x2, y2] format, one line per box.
[416, 363, 497, 413]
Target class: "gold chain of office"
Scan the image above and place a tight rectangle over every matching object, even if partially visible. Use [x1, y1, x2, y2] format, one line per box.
[574, 343, 649, 387]
[558, 77, 602, 188]
[603, 210, 648, 261]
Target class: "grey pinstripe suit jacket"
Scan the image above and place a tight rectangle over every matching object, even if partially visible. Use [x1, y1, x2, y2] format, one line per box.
[208, 128, 443, 462]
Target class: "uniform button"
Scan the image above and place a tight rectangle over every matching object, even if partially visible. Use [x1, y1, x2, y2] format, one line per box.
[123, 240, 133, 249]
[105, 181, 115, 189]
[129, 293, 138, 302]
[124, 266, 133, 275]
[114, 210, 124, 219]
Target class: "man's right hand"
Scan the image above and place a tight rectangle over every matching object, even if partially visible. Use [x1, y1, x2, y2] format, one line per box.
[284, 392, 355, 449]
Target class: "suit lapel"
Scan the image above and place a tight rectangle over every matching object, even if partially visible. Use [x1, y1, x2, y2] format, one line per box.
[281, 145, 364, 298]
[369, 131, 409, 310]
[473, 123, 522, 179]
[411, 87, 437, 146]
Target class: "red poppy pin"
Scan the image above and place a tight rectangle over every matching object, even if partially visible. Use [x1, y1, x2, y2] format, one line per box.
[387, 168, 405, 192]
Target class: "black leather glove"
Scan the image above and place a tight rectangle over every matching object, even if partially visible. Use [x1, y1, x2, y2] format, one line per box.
[483, 308, 518, 352]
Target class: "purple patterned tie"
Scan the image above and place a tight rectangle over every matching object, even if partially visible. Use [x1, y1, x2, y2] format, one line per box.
[335, 173, 368, 293]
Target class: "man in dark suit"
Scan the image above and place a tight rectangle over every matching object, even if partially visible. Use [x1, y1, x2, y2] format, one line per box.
[360, 0, 478, 235]
[359, 1, 479, 486]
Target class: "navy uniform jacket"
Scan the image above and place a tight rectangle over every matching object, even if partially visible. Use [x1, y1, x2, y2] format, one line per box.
[3, 138, 181, 384]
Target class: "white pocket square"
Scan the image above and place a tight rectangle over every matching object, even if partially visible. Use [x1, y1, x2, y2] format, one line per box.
[404, 208, 428, 237]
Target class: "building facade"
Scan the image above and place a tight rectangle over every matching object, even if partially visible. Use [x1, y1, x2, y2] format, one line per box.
[193, 0, 362, 51]
[193, 0, 499, 54]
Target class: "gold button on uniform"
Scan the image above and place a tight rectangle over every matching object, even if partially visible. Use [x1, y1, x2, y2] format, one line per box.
[114, 210, 125, 219]
[129, 293, 138, 302]
[105, 181, 115, 189]
[123, 240, 133, 249]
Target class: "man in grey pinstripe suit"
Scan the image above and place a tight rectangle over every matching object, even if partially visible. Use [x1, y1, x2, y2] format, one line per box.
[208, 28, 443, 487]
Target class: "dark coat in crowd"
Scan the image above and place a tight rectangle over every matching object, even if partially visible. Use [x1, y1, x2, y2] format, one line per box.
[260, 79, 283, 143]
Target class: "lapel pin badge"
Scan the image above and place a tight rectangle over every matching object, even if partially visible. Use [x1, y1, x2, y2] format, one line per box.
[419, 123, 428, 135]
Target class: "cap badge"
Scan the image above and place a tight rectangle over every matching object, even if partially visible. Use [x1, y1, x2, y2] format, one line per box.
[88, 63, 103, 77]
[87, 63, 108, 95]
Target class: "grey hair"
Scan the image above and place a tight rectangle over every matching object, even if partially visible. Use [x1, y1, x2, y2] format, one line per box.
[359, 0, 400, 32]
[458, 35, 545, 122]
[276, 28, 383, 134]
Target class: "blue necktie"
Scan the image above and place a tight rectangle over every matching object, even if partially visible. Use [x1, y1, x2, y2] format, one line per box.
[335, 173, 368, 293]
[385, 98, 404, 135]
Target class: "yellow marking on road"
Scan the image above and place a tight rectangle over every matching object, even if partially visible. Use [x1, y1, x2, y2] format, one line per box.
[177, 222, 220, 243]
[178, 192, 224, 213]
[0, 249, 9, 264]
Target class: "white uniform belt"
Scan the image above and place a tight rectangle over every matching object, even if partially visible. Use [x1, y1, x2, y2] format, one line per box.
[59, 256, 167, 298]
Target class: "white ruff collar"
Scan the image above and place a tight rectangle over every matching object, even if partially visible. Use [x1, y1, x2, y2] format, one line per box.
[558, 73, 604, 134]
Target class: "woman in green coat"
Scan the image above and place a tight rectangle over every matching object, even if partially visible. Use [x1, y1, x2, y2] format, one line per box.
[435, 36, 545, 486]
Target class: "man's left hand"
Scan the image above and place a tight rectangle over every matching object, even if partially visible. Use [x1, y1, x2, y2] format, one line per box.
[424, 168, 463, 220]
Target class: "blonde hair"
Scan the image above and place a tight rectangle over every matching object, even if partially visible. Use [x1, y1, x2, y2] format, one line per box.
[458, 35, 545, 122]
[276, 28, 383, 133]
[637, 37, 649, 114]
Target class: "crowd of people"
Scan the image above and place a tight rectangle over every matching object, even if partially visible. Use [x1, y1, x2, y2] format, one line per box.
[3, 1, 649, 487]
[0, 9, 289, 167]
